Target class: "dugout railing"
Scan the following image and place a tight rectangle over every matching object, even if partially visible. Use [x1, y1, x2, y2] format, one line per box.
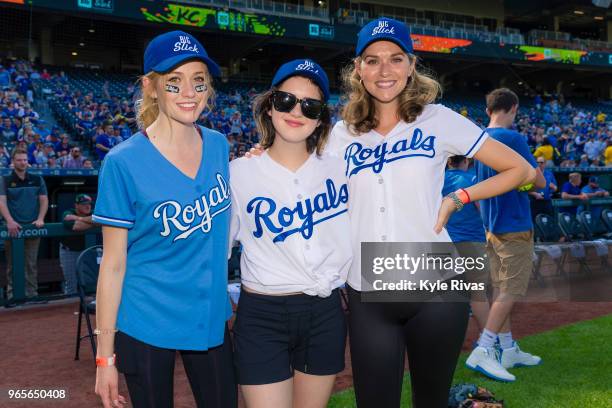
[0, 223, 100, 305]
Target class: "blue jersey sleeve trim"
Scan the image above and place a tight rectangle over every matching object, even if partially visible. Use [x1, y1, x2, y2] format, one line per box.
[92, 214, 135, 228]
[464, 129, 488, 157]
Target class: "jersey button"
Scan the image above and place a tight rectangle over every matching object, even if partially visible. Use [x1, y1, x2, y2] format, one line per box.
[305, 244, 311, 250]
[294, 179, 299, 185]
[381, 235, 387, 241]
[297, 194, 303, 200]
[380, 207, 385, 213]
[378, 178, 384, 184]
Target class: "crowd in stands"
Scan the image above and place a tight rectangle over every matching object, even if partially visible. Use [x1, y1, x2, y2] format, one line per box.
[0, 59, 94, 169]
[1, 60, 611, 177]
[515, 94, 612, 168]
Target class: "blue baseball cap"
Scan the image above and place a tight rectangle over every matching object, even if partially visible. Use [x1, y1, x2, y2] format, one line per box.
[356, 17, 414, 57]
[144, 30, 221, 77]
[271, 59, 330, 101]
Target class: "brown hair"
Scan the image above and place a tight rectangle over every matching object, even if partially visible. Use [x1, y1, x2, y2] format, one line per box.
[11, 147, 27, 159]
[137, 70, 216, 129]
[252, 80, 331, 156]
[341, 54, 441, 134]
[569, 172, 581, 181]
[448, 155, 467, 168]
[486, 88, 519, 114]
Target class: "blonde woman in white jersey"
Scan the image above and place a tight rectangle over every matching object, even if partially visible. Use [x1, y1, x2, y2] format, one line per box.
[230, 59, 351, 408]
[324, 17, 537, 408]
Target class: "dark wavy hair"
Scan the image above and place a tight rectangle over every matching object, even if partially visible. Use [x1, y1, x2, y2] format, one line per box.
[252, 77, 331, 155]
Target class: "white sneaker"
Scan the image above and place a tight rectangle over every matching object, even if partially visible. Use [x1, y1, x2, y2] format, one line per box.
[500, 342, 542, 368]
[466, 346, 516, 382]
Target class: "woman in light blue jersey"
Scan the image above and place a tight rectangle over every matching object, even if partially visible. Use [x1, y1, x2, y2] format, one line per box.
[93, 30, 236, 408]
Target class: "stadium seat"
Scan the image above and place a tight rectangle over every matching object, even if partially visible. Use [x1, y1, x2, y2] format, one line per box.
[602, 209, 612, 233]
[577, 211, 611, 270]
[558, 213, 607, 273]
[577, 211, 612, 241]
[534, 213, 572, 279]
[74, 245, 102, 361]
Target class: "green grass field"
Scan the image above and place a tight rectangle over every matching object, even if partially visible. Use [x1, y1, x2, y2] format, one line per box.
[329, 314, 612, 408]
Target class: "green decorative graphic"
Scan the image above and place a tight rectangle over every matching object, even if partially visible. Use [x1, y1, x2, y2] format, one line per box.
[518, 46, 587, 65]
[140, 3, 286, 37]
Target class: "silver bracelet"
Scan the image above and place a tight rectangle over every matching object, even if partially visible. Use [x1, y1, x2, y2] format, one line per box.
[446, 192, 464, 212]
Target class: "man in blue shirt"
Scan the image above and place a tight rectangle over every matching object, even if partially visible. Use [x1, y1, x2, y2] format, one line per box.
[1, 117, 17, 144]
[529, 157, 557, 220]
[443, 155, 489, 333]
[467, 88, 546, 382]
[580, 176, 610, 220]
[0, 148, 48, 304]
[95, 127, 113, 161]
[561, 172, 588, 215]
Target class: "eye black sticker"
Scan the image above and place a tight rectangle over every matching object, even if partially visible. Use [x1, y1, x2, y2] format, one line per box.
[165, 84, 180, 93]
[195, 84, 207, 93]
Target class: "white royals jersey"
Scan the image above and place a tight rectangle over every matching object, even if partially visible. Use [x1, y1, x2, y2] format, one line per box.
[229, 151, 352, 297]
[325, 104, 488, 291]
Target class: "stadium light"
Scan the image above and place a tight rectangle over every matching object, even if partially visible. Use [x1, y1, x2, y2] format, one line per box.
[573, 10, 584, 15]
[71, 52, 78, 56]
[79, 42, 85, 47]
[594, 16, 604, 20]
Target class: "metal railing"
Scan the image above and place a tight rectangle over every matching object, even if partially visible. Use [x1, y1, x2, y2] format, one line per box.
[173, 0, 330, 21]
[528, 29, 572, 43]
[1, 223, 100, 303]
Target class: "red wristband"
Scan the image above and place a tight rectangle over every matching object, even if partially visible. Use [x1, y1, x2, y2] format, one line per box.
[96, 354, 116, 367]
[456, 188, 471, 204]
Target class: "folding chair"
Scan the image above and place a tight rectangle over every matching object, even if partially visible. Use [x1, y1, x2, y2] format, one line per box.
[577, 211, 611, 270]
[534, 213, 570, 279]
[577, 211, 612, 241]
[557, 213, 600, 275]
[601, 209, 612, 233]
[74, 245, 102, 361]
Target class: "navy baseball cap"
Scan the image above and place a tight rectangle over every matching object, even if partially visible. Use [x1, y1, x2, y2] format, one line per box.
[144, 30, 221, 77]
[271, 59, 330, 101]
[589, 176, 599, 183]
[75, 194, 93, 204]
[356, 17, 414, 57]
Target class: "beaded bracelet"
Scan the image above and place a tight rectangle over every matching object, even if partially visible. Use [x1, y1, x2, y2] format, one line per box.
[446, 191, 464, 212]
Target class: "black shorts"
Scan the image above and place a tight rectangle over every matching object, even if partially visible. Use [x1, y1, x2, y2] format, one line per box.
[114, 325, 237, 408]
[233, 287, 346, 385]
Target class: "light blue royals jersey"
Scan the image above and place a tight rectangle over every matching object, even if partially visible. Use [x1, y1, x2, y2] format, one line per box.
[93, 126, 232, 350]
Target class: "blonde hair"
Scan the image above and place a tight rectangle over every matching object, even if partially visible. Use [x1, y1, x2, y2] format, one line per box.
[341, 54, 441, 134]
[137, 70, 216, 129]
[252, 83, 331, 156]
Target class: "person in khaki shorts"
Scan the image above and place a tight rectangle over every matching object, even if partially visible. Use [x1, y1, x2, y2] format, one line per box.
[467, 88, 546, 382]
[487, 230, 533, 297]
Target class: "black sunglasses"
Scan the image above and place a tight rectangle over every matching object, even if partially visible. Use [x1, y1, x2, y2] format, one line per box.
[271, 90, 326, 120]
